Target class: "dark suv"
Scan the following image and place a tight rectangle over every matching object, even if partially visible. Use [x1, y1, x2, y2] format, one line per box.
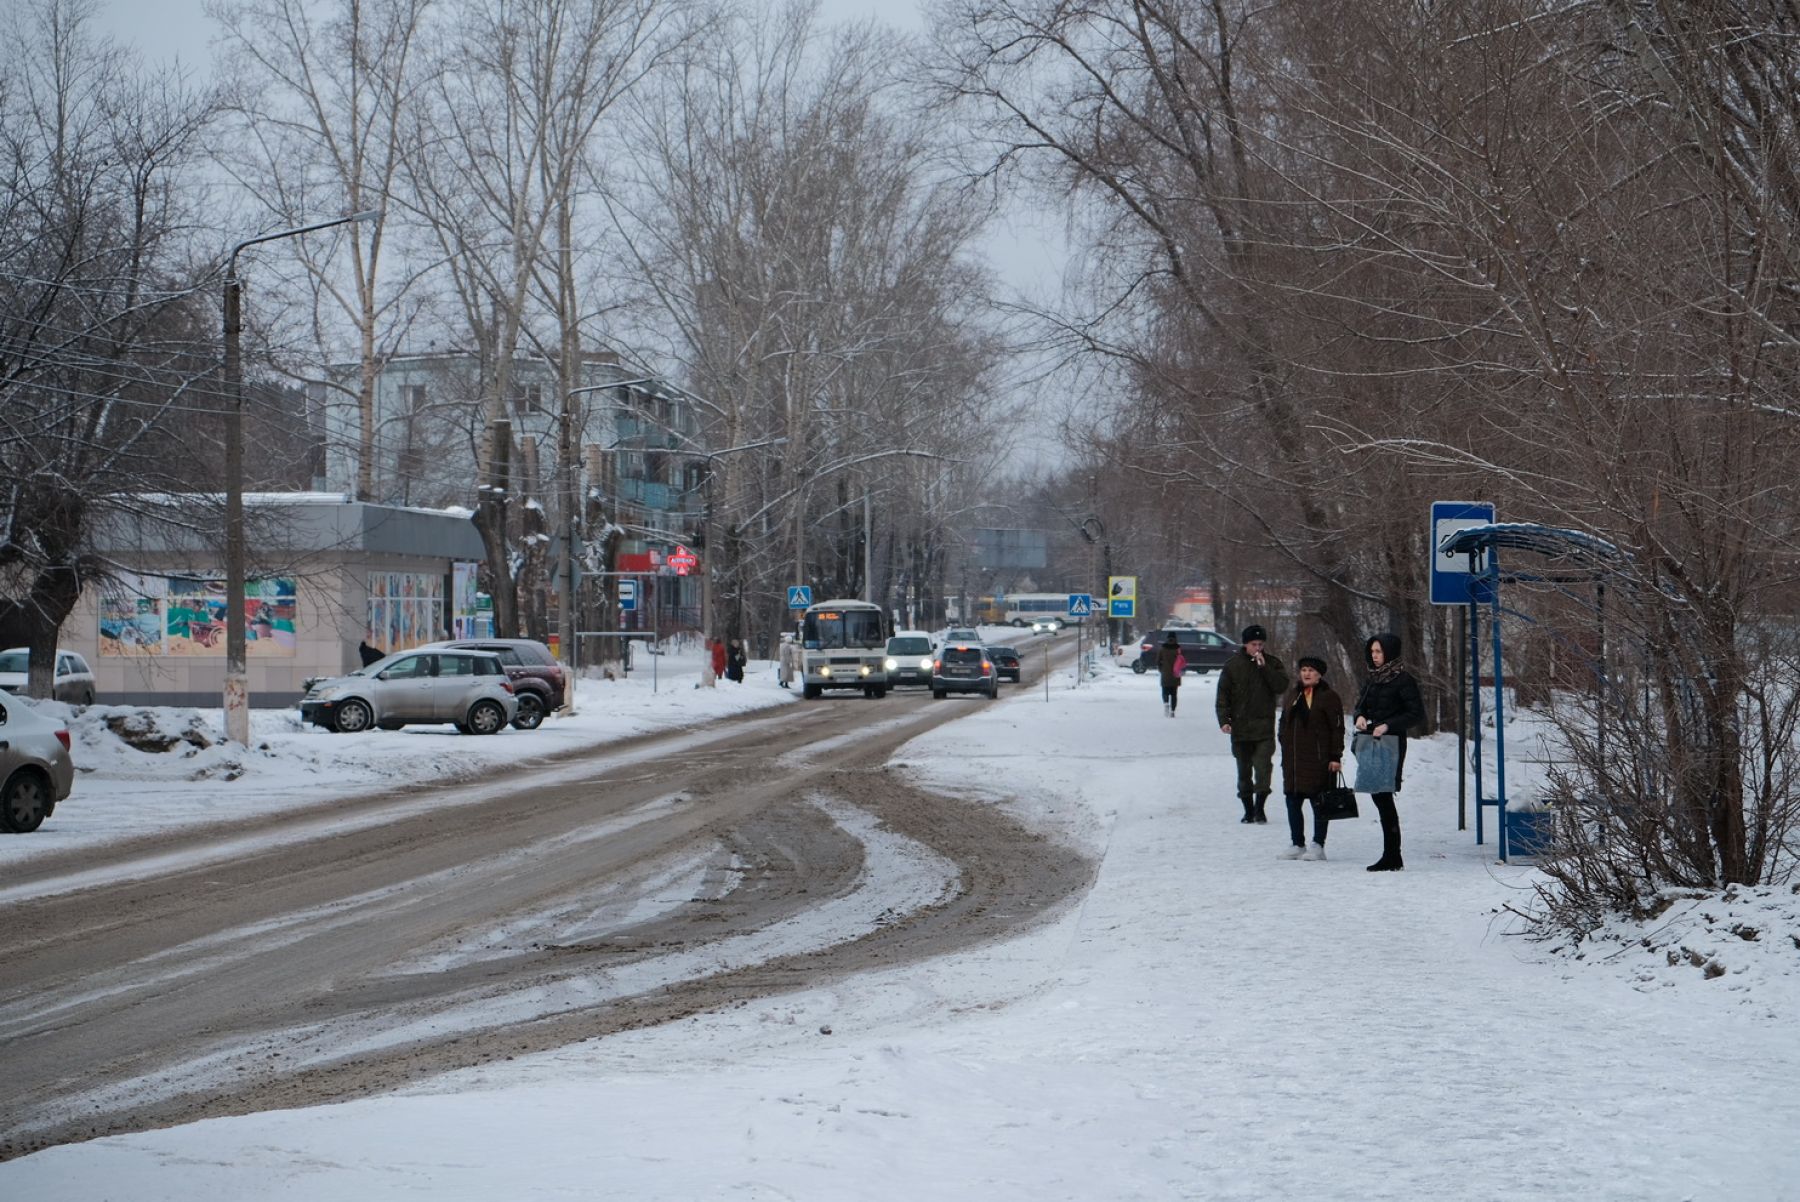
[428, 638, 566, 729]
[932, 644, 998, 700]
[1132, 628, 1238, 676]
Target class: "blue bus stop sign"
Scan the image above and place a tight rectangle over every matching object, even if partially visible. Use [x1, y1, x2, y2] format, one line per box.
[1430, 501, 1495, 605]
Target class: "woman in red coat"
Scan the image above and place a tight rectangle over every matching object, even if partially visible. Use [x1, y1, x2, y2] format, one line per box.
[709, 636, 727, 685]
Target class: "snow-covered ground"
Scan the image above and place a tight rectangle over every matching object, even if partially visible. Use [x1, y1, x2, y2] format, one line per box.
[5, 653, 1798, 1200]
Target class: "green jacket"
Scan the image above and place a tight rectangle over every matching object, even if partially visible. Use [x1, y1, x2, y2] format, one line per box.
[1215, 650, 1290, 742]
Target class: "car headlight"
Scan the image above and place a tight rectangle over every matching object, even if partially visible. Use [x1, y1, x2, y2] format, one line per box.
[309, 686, 341, 701]
[884, 657, 898, 671]
[917, 657, 932, 670]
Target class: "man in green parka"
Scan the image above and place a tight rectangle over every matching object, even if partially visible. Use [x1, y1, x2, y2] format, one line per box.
[1215, 624, 1289, 823]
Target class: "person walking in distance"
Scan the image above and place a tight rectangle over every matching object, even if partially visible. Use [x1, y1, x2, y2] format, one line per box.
[1353, 632, 1425, 872]
[1216, 624, 1289, 824]
[1156, 631, 1184, 716]
[1277, 656, 1343, 860]
[726, 638, 747, 683]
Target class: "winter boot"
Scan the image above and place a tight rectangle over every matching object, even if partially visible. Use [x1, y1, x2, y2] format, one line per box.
[1367, 794, 1404, 871]
[1239, 794, 1256, 824]
[1277, 844, 1305, 860]
[1252, 793, 1270, 824]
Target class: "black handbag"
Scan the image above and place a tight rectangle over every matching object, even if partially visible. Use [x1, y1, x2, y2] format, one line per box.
[1321, 774, 1359, 821]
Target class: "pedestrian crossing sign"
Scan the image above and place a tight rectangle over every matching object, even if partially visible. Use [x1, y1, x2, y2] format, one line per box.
[1067, 593, 1094, 618]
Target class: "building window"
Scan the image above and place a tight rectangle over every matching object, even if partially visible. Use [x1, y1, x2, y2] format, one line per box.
[402, 383, 428, 414]
[511, 383, 543, 415]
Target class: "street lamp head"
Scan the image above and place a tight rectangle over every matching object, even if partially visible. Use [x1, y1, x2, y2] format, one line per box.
[348, 208, 382, 224]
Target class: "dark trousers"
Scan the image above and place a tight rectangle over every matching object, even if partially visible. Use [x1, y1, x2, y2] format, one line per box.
[1161, 680, 1179, 712]
[1233, 738, 1274, 800]
[1285, 793, 1329, 846]
[1372, 792, 1402, 860]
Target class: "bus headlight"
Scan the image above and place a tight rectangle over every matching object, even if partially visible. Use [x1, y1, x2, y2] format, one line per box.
[884, 657, 898, 671]
[859, 664, 872, 676]
[819, 665, 832, 678]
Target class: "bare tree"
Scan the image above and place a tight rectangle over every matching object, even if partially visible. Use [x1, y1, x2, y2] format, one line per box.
[0, 0, 220, 696]
[209, 0, 438, 502]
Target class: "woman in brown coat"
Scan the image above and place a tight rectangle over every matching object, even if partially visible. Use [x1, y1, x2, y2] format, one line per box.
[1276, 656, 1344, 860]
[1155, 631, 1183, 716]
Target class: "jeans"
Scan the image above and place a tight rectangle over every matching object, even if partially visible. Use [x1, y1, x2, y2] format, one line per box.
[1161, 681, 1179, 712]
[1233, 737, 1275, 799]
[1285, 793, 1329, 846]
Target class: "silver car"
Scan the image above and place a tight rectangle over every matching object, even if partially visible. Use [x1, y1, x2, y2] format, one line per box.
[0, 647, 97, 705]
[299, 649, 518, 735]
[0, 695, 75, 833]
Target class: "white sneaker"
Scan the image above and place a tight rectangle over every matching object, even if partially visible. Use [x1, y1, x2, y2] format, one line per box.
[1301, 842, 1326, 861]
[1277, 845, 1305, 860]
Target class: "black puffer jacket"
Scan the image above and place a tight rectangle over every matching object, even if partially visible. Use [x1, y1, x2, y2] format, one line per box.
[1353, 632, 1426, 788]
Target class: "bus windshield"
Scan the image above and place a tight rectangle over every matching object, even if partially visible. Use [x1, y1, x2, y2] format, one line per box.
[803, 608, 885, 649]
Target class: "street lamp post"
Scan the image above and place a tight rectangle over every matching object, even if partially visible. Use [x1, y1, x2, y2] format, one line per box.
[222, 210, 378, 745]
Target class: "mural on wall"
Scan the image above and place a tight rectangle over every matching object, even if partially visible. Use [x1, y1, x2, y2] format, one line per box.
[99, 573, 298, 657]
[368, 572, 444, 652]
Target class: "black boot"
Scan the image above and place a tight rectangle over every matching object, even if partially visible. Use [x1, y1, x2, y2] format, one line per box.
[1367, 793, 1404, 871]
[1252, 793, 1269, 824]
[1239, 794, 1256, 824]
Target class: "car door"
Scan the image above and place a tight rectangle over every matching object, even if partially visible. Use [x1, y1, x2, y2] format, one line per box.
[54, 655, 77, 702]
[432, 652, 480, 722]
[374, 653, 437, 722]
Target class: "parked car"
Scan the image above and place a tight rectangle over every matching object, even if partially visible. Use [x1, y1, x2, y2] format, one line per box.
[0, 647, 96, 705]
[933, 644, 998, 700]
[884, 632, 936, 688]
[1029, 616, 1065, 634]
[300, 649, 517, 734]
[987, 644, 1022, 683]
[423, 638, 565, 729]
[0, 695, 74, 833]
[1132, 628, 1239, 676]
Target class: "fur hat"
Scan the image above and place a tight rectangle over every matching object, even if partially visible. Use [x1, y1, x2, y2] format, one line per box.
[1240, 624, 1268, 644]
[1297, 655, 1328, 675]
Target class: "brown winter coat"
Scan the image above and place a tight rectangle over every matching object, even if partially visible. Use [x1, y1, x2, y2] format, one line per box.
[1156, 641, 1182, 688]
[1279, 679, 1345, 796]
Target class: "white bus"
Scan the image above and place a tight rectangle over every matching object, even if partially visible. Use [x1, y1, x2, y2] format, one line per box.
[1000, 593, 1074, 627]
[798, 599, 890, 699]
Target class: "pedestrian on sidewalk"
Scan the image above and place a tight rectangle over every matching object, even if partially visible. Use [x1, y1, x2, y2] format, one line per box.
[707, 636, 727, 687]
[1217, 624, 1288, 824]
[1156, 631, 1184, 716]
[1352, 632, 1425, 872]
[726, 638, 747, 683]
[1277, 656, 1343, 861]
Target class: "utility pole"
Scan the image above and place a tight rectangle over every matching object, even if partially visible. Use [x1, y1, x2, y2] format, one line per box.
[222, 209, 378, 744]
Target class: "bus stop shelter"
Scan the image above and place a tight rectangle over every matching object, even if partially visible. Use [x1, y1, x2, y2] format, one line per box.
[1439, 522, 1631, 860]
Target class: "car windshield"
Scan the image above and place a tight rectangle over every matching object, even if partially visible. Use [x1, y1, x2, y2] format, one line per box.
[888, 637, 931, 655]
[803, 608, 885, 649]
[0, 651, 28, 673]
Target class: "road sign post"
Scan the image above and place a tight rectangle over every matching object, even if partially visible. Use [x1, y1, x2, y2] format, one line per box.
[1430, 502, 1495, 606]
[787, 585, 813, 610]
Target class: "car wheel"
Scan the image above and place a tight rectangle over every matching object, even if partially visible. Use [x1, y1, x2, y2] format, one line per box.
[875, 686, 888, 699]
[1132, 661, 1147, 675]
[987, 684, 999, 699]
[511, 692, 547, 730]
[333, 698, 373, 733]
[79, 688, 94, 706]
[932, 688, 946, 699]
[0, 769, 52, 834]
[1012, 618, 1026, 627]
[465, 699, 506, 735]
[803, 683, 822, 700]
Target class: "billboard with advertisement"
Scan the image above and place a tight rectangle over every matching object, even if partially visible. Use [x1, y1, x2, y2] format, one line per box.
[98, 572, 297, 657]
[367, 571, 445, 652]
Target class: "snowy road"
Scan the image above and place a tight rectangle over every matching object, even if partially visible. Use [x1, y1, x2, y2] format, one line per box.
[0, 653, 1091, 1160]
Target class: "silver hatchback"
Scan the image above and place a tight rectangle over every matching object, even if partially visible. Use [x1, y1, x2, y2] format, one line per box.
[0, 695, 75, 833]
[300, 649, 518, 734]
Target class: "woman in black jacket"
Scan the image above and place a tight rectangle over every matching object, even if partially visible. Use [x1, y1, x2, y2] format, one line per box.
[1352, 632, 1426, 872]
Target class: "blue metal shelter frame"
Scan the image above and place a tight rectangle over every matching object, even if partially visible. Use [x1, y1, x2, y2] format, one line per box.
[1439, 523, 1630, 860]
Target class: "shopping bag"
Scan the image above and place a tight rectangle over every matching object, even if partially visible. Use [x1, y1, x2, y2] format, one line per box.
[1172, 652, 1187, 675]
[1351, 732, 1398, 793]
[1321, 774, 1359, 820]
